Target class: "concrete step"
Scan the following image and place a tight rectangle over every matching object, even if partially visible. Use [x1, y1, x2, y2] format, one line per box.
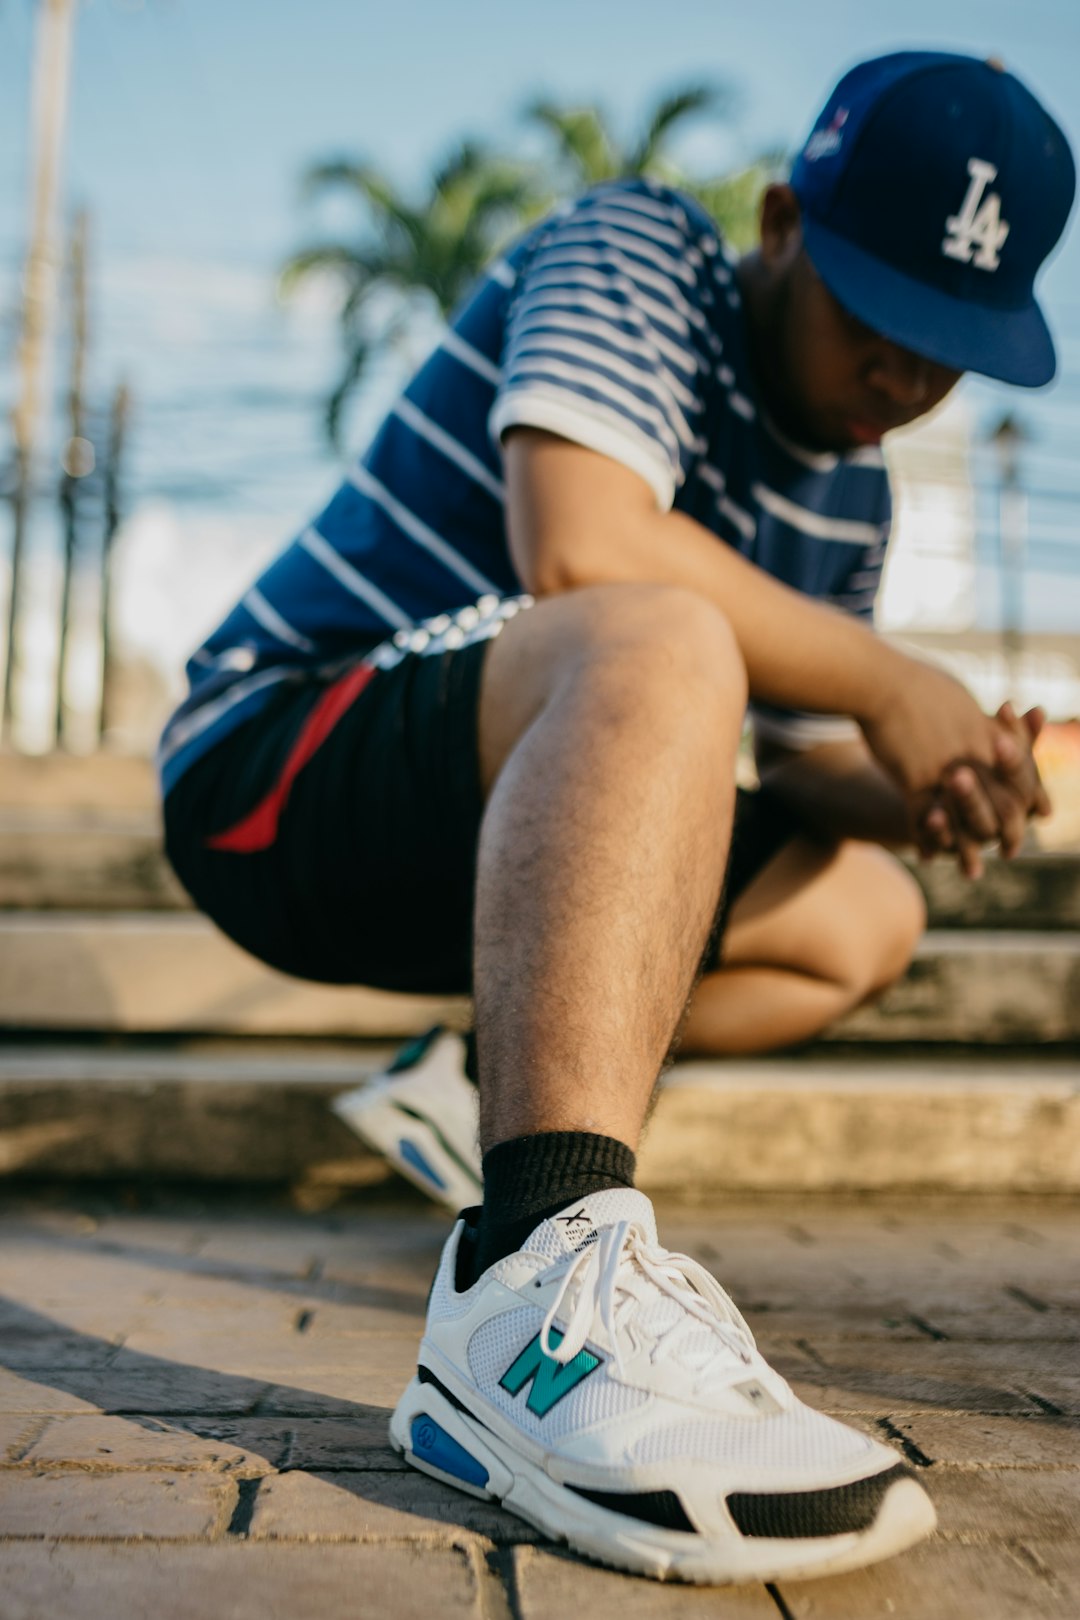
[0, 750, 158, 812]
[0, 912, 1078, 1044]
[3, 808, 1079, 927]
[0, 811, 189, 910]
[1, 1041, 1077, 1193]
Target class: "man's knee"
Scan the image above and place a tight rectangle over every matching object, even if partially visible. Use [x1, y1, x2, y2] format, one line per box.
[862, 852, 927, 993]
[479, 584, 746, 791]
[735, 837, 925, 1001]
[824, 842, 926, 998]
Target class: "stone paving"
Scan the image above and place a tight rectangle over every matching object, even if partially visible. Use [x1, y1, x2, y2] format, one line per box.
[0, 1186, 1077, 1619]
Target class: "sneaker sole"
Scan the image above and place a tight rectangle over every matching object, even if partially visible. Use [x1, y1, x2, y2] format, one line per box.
[389, 1369, 937, 1586]
[332, 1087, 481, 1211]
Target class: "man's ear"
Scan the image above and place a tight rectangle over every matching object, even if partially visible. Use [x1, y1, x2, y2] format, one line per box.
[758, 184, 803, 270]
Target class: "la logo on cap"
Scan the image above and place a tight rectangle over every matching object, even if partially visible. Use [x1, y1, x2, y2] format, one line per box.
[942, 158, 1010, 270]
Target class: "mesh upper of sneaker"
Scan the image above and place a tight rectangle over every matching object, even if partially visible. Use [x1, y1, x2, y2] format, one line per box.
[467, 1304, 651, 1442]
[629, 1401, 879, 1472]
[421, 1187, 906, 1517]
[445, 1191, 841, 1447]
[517, 1190, 780, 1399]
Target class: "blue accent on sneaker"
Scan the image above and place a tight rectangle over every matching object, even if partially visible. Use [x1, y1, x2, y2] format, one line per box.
[411, 1413, 489, 1488]
[398, 1137, 448, 1191]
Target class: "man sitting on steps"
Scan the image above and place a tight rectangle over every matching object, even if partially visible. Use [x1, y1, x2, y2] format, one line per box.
[159, 51, 1073, 1585]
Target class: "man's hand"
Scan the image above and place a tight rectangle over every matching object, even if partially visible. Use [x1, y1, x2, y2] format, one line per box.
[917, 704, 1051, 877]
[858, 656, 1003, 798]
[857, 662, 1054, 878]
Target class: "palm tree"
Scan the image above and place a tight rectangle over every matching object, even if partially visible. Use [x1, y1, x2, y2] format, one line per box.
[280, 142, 540, 445]
[687, 151, 787, 250]
[526, 84, 732, 186]
[525, 84, 781, 250]
[285, 87, 781, 443]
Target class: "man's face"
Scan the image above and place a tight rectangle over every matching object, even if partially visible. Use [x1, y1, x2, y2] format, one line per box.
[775, 252, 963, 452]
[747, 186, 963, 453]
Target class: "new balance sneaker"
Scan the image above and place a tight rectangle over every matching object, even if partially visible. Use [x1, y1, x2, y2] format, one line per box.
[390, 1187, 936, 1585]
[331, 1028, 481, 1210]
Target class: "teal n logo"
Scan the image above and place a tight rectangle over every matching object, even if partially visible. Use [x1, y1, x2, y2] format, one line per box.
[499, 1326, 601, 1416]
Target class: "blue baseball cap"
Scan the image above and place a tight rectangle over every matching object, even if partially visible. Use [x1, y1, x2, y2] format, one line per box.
[790, 52, 1075, 386]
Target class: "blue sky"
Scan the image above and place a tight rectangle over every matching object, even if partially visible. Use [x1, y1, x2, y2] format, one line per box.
[1, 0, 1077, 295]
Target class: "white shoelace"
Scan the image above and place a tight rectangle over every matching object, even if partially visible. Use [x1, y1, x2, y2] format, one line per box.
[538, 1219, 759, 1389]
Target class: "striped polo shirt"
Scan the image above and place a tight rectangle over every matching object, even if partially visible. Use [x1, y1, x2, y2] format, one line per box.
[157, 178, 891, 796]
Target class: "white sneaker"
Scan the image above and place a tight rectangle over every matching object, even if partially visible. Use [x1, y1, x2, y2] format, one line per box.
[390, 1187, 936, 1585]
[331, 1028, 481, 1210]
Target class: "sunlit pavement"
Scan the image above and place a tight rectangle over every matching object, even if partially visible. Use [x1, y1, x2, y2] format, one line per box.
[0, 1186, 1077, 1618]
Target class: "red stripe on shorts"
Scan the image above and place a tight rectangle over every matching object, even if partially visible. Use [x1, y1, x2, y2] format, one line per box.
[204, 661, 378, 854]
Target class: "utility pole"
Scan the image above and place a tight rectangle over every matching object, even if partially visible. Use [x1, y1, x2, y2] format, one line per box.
[990, 413, 1029, 698]
[55, 207, 90, 749]
[98, 381, 130, 746]
[3, 0, 78, 744]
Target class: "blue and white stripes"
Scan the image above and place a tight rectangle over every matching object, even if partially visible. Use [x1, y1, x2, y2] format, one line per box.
[159, 177, 894, 791]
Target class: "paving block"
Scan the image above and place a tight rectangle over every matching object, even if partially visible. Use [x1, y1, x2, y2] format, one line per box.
[510, 1543, 777, 1616]
[0, 1364, 265, 1419]
[0, 1415, 40, 1462]
[777, 1538, 1074, 1618]
[799, 1340, 1080, 1380]
[883, 1413, 1080, 1468]
[926, 1466, 1080, 1539]
[249, 1467, 536, 1544]
[275, 1416, 401, 1473]
[22, 1414, 280, 1475]
[0, 1542, 484, 1620]
[794, 1368, 1041, 1418]
[1024, 1539, 1080, 1603]
[239, 1363, 418, 1419]
[0, 1370, 103, 1417]
[904, 1307, 1080, 1342]
[0, 1469, 234, 1539]
[788, 1340, 1080, 1419]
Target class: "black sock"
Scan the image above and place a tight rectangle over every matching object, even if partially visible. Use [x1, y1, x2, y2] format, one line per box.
[460, 1130, 636, 1286]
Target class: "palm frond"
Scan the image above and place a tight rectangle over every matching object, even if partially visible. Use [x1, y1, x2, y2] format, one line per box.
[430, 140, 489, 197]
[526, 99, 617, 184]
[626, 83, 733, 174]
[302, 158, 426, 255]
[684, 155, 783, 251]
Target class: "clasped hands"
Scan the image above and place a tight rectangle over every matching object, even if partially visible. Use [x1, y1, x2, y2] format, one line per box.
[913, 702, 1049, 879]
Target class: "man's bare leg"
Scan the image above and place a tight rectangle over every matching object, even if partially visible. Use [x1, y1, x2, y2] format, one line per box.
[474, 582, 747, 1151]
[680, 837, 927, 1054]
[392, 583, 938, 1580]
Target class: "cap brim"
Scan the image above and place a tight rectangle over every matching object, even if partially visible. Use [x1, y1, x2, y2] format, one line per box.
[801, 216, 1057, 387]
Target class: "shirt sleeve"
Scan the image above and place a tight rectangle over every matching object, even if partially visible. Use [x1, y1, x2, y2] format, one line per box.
[750, 522, 890, 752]
[489, 186, 712, 510]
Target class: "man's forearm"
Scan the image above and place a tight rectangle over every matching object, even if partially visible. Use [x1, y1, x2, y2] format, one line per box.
[756, 741, 914, 847]
[543, 499, 902, 727]
[506, 432, 1009, 805]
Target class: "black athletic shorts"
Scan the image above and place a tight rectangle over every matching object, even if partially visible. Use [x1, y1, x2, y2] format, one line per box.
[163, 638, 799, 996]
